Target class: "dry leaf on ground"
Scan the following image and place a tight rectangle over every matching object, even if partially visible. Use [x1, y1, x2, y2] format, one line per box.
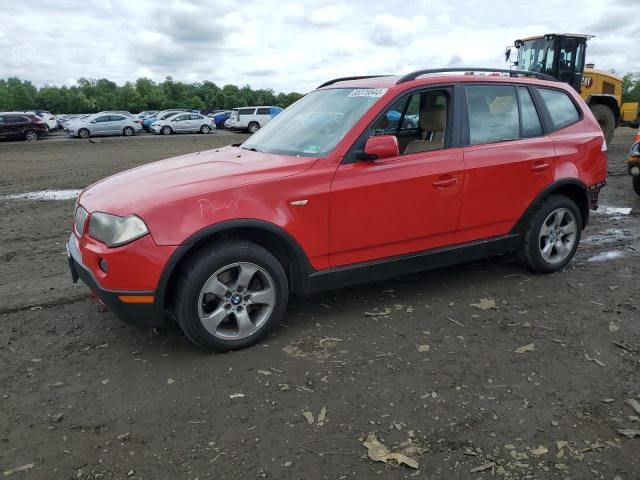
[514, 343, 536, 354]
[470, 298, 496, 310]
[362, 433, 419, 469]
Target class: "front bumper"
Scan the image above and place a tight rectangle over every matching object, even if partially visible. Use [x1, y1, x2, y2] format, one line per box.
[67, 235, 165, 327]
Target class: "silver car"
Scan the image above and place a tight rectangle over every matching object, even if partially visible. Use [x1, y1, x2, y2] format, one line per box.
[150, 112, 216, 135]
[67, 113, 142, 138]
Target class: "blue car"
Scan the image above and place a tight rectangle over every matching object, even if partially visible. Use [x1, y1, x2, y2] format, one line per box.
[210, 110, 231, 129]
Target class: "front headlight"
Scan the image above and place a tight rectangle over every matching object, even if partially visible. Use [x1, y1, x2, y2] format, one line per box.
[74, 205, 88, 235]
[88, 212, 149, 247]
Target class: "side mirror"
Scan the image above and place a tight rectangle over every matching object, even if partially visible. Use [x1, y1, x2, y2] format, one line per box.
[630, 141, 640, 158]
[90, 120, 96, 123]
[505, 47, 511, 62]
[361, 135, 399, 161]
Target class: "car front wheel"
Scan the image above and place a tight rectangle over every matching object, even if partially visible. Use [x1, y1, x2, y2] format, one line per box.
[519, 195, 582, 273]
[161, 126, 172, 135]
[174, 240, 288, 351]
[633, 176, 640, 196]
[78, 128, 90, 139]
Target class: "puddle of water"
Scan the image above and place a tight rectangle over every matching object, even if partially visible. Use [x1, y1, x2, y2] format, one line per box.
[584, 228, 633, 246]
[594, 206, 632, 215]
[2, 189, 81, 201]
[586, 251, 626, 262]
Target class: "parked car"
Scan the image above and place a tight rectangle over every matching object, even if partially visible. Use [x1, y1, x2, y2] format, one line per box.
[150, 112, 215, 135]
[68, 68, 607, 351]
[63, 114, 91, 131]
[26, 110, 57, 130]
[66, 113, 142, 138]
[226, 106, 283, 133]
[209, 110, 231, 129]
[142, 110, 189, 131]
[0, 112, 48, 141]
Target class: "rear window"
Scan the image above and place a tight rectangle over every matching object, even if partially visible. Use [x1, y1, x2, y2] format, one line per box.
[538, 88, 580, 130]
[518, 87, 543, 138]
[5, 114, 28, 123]
[466, 85, 519, 145]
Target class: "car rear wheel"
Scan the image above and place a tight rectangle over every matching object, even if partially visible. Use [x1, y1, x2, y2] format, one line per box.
[633, 176, 640, 196]
[24, 130, 38, 142]
[78, 128, 90, 139]
[174, 240, 288, 352]
[519, 195, 582, 273]
[123, 126, 134, 136]
[200, 125, 211, 134]
[248, 121, 260, 134]
[161, 126, 172, 135]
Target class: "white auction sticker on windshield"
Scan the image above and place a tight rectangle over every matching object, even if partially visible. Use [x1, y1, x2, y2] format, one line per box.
[348, 88, 387, 98]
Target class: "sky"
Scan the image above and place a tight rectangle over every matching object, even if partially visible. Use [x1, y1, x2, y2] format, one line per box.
[0, 0, 638, 94]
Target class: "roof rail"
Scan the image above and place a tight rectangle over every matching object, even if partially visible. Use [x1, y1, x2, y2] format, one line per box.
[317, 75, 392, 89]
[396, 68, 557, 84]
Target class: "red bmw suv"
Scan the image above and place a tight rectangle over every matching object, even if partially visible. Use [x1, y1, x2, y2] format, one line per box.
[68, 68, 607, 351]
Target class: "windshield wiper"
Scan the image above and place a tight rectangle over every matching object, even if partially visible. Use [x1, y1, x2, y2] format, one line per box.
[241, 146, 261, 152]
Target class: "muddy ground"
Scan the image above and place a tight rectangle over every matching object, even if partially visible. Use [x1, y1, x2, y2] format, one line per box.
[1, 129, 639, 479]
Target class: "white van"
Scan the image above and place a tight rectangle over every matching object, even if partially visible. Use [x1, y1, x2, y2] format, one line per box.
[226, 106, 283, 133]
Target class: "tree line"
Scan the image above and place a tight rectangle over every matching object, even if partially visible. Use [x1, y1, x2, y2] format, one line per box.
[1, 73, 639, 115]
[0, 77, 304, 114]
[622, 72, 640, 104]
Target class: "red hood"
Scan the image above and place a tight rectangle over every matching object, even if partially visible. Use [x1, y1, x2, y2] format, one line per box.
[79, 146, 316, 217]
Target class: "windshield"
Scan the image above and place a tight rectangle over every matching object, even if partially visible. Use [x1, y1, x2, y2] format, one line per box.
[241, 88, 387, 157]
[517, 38, 555, 76]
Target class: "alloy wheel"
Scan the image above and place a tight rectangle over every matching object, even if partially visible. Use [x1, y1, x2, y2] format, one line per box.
[538, 208, 577, 264]
[197, 262, 276, 340]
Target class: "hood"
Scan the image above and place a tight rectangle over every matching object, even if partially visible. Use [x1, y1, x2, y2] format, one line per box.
[78, 146, 317, 217]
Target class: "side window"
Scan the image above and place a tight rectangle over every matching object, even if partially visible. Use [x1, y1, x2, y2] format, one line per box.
[6, 115, 27, 123]
[257, 107, 271, 115]
[0, 116, 4, 124]
[95, 116, 110, 123]
[539, 88, 580, 130]
[174, 115, 188, 121]
[372, 96, 410, 135]
[466, 85, 519, 145]
[517, 87, 543, 138]
[109, 115, 125, 121]
[372, 89, 450, 155]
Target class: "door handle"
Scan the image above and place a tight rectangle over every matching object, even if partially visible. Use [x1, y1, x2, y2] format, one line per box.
[432, 176, 458, 188]
[530, 162, 549, 172]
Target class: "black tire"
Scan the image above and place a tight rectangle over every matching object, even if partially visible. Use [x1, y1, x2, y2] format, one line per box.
[161, 126, 172, 135]
[200, 125, 211, 134]
[633, 176, 640, 196]
[78, 128, 90, 139]
[518, 194, 583, 273]
[24, 129, 38, 142]
[590, 104, 615, 146]
[123, 126, 134, 136]
[173, 240, 288, 352]
[248, 121, 260, 134]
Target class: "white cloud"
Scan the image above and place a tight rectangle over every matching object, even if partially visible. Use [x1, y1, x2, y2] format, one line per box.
[0, 0, 637, 93]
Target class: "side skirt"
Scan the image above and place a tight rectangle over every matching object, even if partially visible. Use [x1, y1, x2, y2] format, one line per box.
[300, 234, 521, 294]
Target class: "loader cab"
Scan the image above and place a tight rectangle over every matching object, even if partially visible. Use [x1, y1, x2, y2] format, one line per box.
[511, 34, 589, 92]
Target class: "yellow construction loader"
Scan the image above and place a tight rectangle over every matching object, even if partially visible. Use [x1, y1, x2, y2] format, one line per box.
[506, 34, 639, 144]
